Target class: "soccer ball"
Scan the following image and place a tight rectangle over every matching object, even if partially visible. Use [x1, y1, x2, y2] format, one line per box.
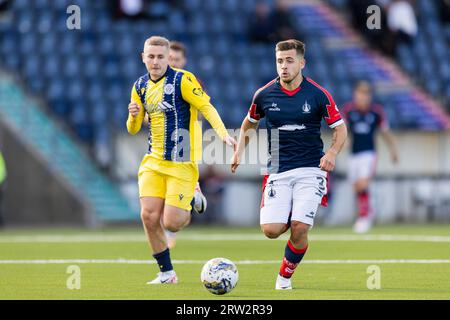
[200, 257, 239, 295]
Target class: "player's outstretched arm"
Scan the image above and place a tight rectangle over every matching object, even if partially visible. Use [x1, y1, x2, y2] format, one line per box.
[381, 129, 399, 164]
[320, 123, 347, 172]
[180, 73, 236, 148]
[231, 116, 258, 173]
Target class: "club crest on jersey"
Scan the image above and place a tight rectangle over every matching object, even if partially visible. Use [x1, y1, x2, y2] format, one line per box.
[164, 84, 175, 95]
[302, 100, 311, 113]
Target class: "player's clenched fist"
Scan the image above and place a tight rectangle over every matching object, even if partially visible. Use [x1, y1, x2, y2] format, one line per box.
[128, 102, 140, 117]
[230, 152, 240, 173]
[319, 150, 336, 172]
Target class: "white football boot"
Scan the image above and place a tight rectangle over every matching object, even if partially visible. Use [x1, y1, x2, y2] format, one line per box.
[192, 182, 207, 214]
[275, 274, 292, 290]
[147, 270, 178, 284]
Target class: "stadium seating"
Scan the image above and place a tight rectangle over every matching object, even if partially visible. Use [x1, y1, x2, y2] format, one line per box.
[0, 0, 449, 158]
[0, 75, 135, 221]
[326, 0, 450, 121]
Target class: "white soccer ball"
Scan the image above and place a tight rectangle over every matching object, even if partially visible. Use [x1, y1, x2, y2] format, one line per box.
[200, 257, 239, 295]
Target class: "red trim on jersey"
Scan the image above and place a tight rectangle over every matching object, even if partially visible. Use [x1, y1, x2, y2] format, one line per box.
[260, 174, 269, 208]
[249, 103, 261, 121]
[306, 77, 342, 126]
[372, 104, 389, 130]
[251, 79, 277, 104]
[248, 78, 277, 122]
[287, 240, 308, 254]
[280, 85, 301, 96]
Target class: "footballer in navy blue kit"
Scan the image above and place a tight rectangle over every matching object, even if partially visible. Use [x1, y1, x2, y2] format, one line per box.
[342, 81, 398, 234]
[231, 40, 347, 290]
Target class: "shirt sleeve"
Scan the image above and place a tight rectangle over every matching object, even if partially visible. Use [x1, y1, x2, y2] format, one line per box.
[181, 72, 228, 140]
[126, 83, 145, 135]
[319, 88, 344, 128]
[374, 104, 390, 131]
[247, 90, 265, 123]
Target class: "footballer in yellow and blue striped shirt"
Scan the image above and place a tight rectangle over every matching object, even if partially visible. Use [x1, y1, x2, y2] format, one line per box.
[127, 36, 236, 284]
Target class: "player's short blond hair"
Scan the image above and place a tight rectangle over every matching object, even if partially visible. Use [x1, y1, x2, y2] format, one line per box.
[144, 36, 170, 49]
[275, 39, 305, 57]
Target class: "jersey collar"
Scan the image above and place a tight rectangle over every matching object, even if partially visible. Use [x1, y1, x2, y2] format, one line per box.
[148, 66, 172, 84]
[277, 76, 303, 96]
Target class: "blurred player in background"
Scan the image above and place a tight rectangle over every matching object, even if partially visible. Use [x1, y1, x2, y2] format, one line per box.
[127, 36, 236, 284]
[231, 40, 347, 290]
[342, 81, 399, 233]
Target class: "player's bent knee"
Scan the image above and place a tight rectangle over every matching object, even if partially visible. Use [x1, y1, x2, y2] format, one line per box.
[290, 221, 309, 237]
[140, 209, 160, 230]
[163, 220, 182, 233]
[261, 225, 284, 239]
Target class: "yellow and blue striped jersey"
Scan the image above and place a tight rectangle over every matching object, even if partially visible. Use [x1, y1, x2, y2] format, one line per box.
[126, 66, 228, 162]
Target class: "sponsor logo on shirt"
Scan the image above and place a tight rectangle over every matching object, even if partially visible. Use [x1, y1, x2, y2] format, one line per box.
[269, 102, 280, 111]
[278, 124, 306, 131]
[157, 101, 175, 112]
[193, 88, 204, 96]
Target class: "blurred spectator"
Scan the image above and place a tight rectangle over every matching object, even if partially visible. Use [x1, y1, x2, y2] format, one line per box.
[387, 0, 418, 46]
[271, 0, 303, 42]
[0, 150, 6, 227]
[248, 1, 276, 43]
[0, 0, 10, 12]
[112, 0, 178, 20]
[348, 0, 396, 56]
[249, 0, 302, 44]
[437, 0, 450, 24]
[0, 0, 11, 21]
[113, 0, 146, 19]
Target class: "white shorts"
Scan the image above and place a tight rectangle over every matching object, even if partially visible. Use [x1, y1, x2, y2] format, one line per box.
[348, 151, 377, 183]
[260, 167, 328, 227]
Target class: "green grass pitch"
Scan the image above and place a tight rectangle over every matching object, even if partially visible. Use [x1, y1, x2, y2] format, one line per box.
[0, 224, 450, 300]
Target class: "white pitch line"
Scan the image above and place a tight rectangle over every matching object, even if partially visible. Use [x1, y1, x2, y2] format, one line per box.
[1, 234, 450, 243]
[0, 259, 450, 265]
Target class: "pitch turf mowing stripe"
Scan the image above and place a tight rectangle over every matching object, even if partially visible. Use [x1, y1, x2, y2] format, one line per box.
[1, 234, 450, 243]
[1, 259, 450, 264]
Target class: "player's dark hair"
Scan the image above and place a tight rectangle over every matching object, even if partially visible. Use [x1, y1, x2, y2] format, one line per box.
[170, 41, 187, 57]
[275, 39, 305, 57]
[354, 80, 372, 92]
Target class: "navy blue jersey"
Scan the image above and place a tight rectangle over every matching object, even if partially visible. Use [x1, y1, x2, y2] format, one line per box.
[247, 77, 344, 174]
[342, 102, 389, 154]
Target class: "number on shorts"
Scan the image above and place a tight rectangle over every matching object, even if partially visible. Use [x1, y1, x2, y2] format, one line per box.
[316, 176, 326, 197]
